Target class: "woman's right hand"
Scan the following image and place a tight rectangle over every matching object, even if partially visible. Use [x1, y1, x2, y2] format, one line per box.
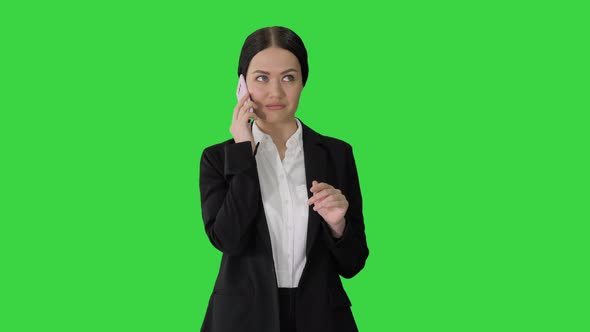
[230, 93, 259, 153]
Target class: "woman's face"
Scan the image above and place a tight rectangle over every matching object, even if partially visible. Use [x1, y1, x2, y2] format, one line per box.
[246, 47, 303, 125]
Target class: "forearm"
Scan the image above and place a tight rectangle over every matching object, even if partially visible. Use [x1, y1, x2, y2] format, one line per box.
[324, 218, 369, 278]
[327, 218, 346, 238]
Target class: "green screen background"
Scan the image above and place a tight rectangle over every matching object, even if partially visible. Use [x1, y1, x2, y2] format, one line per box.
[1, 1, 588, 331]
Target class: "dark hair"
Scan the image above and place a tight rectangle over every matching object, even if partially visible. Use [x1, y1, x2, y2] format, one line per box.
[238, 26, 309, 86]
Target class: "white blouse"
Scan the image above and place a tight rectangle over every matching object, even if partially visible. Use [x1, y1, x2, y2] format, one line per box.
[252, 118, 309, 288]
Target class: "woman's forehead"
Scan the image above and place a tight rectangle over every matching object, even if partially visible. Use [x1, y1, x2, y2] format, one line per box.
[248, 47, 301, 73]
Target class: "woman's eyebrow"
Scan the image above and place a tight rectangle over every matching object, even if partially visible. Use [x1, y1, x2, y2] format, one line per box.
[251, 68, 298, 75]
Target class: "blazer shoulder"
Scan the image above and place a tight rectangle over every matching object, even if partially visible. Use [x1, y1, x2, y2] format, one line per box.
[320, 135, 354, 153]
[301, 120, 353, 153]
[199, 138, 235, 171]
[201, 138, 234, 156]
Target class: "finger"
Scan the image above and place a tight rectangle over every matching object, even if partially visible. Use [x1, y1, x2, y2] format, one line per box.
[245, 111, 258, 122]
[238, 101, 258, 121]
[243, 100, 259, 113]
[237, 110, 257, 124]
[310, 181, 333, 193]
[308, 188, 341, 205]
[310, 188, 341, 206]
[314, 200, 348, 211]
[310, 180, 318, 192]
[234, 94, 251, 121]
[233, 95, 250, 122]
[313, 194, 345, 209]
[307, 188, 335, 205]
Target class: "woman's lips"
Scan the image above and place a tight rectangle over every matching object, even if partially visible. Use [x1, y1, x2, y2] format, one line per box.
[265, 104, 286, 110]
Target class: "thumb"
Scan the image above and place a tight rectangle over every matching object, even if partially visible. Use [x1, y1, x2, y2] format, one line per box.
[310, 180, 318, 192]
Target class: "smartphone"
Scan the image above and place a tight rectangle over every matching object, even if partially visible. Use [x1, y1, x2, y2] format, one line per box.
[236, 74, 254, 114]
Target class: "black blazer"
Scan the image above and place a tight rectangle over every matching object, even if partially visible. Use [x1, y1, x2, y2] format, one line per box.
[199, 120, 369, 332]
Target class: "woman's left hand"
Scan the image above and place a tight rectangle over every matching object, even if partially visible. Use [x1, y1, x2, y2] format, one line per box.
[307, 180, 348, 237]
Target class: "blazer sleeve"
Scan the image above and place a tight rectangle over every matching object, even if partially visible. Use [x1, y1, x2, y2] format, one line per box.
[199, 141, 260, 256]
[322, 144, 369, 278]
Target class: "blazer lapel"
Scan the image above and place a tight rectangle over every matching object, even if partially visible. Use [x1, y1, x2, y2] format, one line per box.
[300, 120, 327, 256]
[255, 202, 274, 255]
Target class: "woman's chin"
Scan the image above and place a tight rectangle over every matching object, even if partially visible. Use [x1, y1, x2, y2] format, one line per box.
[256, 112, 295, 124]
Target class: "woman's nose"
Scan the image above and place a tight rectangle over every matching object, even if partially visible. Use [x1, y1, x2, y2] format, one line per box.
[268, 80, 286, 98]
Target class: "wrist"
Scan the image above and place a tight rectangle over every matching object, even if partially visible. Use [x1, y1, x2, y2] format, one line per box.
[329, 218, 346, 239]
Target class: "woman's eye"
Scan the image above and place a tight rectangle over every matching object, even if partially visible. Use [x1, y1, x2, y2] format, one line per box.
[256, 75, 269, 82]
[282, 75, 295, 82]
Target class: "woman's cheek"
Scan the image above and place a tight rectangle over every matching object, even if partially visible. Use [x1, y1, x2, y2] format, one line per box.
[248, 88, 263, 103]
[289, 90, 303, 104]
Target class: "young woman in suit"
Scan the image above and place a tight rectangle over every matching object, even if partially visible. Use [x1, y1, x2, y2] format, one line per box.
[199, 26, 369, 332]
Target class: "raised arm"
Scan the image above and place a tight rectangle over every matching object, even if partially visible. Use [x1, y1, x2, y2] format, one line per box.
[199, 142, 260, 256]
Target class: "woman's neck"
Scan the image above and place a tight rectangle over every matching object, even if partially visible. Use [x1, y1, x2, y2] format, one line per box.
[256, 118, 298, 146]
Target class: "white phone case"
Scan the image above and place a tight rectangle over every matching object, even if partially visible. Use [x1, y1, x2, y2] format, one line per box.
[236, 74, 253, 113]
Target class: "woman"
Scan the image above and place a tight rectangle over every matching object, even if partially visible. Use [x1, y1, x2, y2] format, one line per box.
[199, 26, 369, 332]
